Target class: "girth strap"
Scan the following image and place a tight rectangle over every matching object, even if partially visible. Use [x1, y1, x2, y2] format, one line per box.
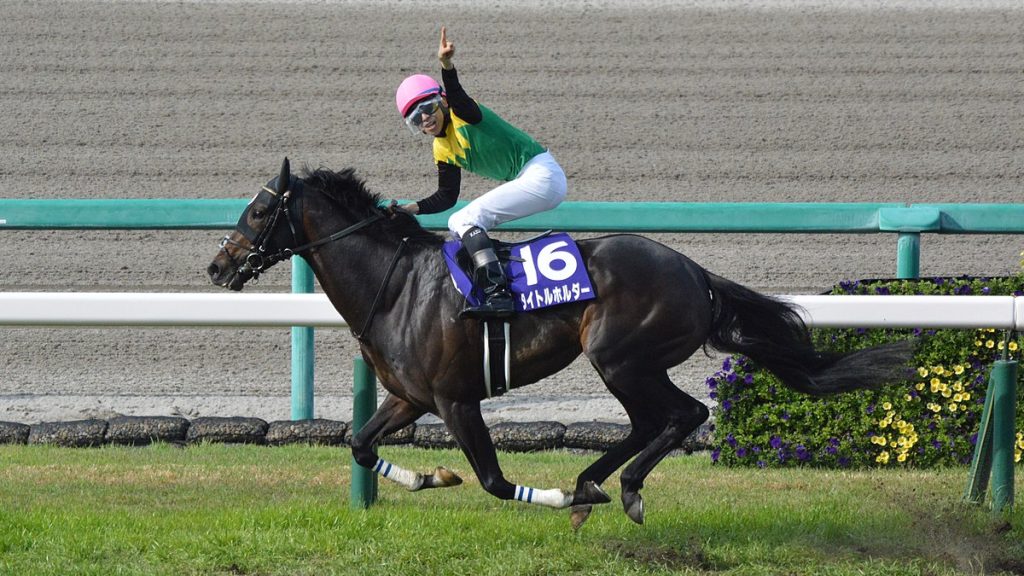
[483, 320, 511, 397]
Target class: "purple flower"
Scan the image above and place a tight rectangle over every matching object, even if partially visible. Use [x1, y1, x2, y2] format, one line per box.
[982, 287, 991, 295]
[757, 460, 767, 468]
[744, 373, 754, 385]
[769, 435, 783, 449]
[711, 448, 720, 463]
[726, 433, 737, 448]
[737, 447, 748, 458]
[781, 411, 791, 421]
[721, 400, 733, 411]
[874, 286, 891, 295]
[826, 445, 838, 455]
[722, 358, 732, 371]
[795, 445, 811, 462]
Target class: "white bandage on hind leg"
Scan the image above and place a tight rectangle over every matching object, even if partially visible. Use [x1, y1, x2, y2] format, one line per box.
[373, 458, 424, 491]
[514, 485, 572, 508]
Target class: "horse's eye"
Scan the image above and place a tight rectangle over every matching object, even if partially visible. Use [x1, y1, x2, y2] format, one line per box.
[252, 208, 266, 220]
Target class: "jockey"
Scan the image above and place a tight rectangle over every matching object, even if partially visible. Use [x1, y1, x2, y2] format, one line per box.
[395, 26, 568, 320]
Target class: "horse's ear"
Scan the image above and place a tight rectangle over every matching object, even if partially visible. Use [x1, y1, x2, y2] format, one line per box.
[277, 157, 291, 194]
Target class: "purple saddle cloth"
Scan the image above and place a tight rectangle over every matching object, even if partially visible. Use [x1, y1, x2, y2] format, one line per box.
[442, 232, 596, 312]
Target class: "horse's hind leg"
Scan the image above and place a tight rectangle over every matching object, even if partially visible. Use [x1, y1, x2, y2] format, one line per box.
[617, 373, 709, 524]
[568, 384, 663, 529]
[351, 393, 463, 491]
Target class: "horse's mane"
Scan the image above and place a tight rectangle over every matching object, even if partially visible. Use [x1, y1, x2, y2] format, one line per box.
[299, 167, 443, 246]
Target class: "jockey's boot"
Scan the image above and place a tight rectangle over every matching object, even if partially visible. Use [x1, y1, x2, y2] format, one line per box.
[460, 227, 516, 320]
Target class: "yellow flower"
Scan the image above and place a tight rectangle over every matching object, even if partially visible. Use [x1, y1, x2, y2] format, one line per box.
[954, 393, 963, 402]
[871, 436, 887, 446]
[948, 403, 958, 412]
[897, 453, 908, 462]
[942, 389, 952, 398]
[882, 402, 892, 411]
[917, 367, 929, 377]
[986, 340, 995, 349]
[877, 451, 890, 464]
[932, 365, 945, 375]
[915, 382, 925, 391]
[928, 403, 942, 413]
[904, 394, 913, 402]
[1010, 342, 1019, 351]
[953, 365, 965, 375]
[975, 340, 983, 347]
[953, 381, 963, 392]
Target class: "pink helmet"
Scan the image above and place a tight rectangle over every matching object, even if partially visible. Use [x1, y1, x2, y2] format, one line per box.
[395, 74, 443, 117]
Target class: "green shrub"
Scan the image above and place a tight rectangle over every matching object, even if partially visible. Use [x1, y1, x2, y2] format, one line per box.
[708, 275, 1024, 469]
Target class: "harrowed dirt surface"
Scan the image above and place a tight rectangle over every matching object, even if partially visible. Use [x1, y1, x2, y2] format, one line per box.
[1, 0, 1021, 425]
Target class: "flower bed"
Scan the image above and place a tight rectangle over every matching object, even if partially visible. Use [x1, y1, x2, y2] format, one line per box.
[709, 275, 1024, 469]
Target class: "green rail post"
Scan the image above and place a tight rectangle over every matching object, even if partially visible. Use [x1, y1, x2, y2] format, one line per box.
[290, 257, 315, 420]
[895, 232, 921, 279]
[964, 340, 1018, 512]
[990, 356, 1018, 512]
[350, 357, 378, 508]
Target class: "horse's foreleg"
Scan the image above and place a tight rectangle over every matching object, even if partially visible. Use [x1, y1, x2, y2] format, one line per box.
[439, 400, 572, 509]
[351, 394, 462, 491]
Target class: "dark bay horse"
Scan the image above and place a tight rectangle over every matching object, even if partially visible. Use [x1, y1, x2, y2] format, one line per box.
[207, 159, 910, 528]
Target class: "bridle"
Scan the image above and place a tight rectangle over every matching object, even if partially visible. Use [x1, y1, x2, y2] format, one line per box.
[218, 178, 384, 283]
[217, 174, 402, 340]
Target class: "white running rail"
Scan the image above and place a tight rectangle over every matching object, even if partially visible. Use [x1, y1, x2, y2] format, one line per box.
[0, 292, 1022, 330]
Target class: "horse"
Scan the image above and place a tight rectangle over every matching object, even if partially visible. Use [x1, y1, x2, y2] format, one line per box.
[207, 158, 911, 528]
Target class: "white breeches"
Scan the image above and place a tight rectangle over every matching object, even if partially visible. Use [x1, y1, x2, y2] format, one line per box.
[447, 151, 567, 239]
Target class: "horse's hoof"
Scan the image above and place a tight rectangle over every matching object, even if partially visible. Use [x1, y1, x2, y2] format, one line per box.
[432, 466, 463, 487]
[570, 505, 593, 531]
[581, 481, 612, 505]
[622, 492, 645, 525]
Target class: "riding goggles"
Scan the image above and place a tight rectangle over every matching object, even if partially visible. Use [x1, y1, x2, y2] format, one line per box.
[404, 95, 444, 133]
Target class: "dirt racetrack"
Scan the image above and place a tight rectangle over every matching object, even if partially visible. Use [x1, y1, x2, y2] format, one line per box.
[1, 0, 1021, 425]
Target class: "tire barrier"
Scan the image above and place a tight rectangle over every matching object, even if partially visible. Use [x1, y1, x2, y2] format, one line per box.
[0, 416, 714, 453]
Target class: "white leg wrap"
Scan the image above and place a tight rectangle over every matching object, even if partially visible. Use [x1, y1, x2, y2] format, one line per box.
[373, 458, 423, 491]
[514, 485, 572, 509]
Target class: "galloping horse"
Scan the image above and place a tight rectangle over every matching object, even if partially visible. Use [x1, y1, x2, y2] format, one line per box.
[207, 158, 910, 528]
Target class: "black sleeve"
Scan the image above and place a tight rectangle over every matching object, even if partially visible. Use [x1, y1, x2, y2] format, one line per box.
[441, 67, 482, 124]
[415, 162, 461, 214]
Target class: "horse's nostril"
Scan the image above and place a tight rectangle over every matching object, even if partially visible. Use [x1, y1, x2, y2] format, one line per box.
[207, 263, 220, 278]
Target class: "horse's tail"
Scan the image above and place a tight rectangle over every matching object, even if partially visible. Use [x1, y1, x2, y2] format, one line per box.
[703, 272, 911, 395]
